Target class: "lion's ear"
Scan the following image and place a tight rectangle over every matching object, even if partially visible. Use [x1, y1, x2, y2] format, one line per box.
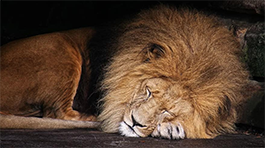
[142, 44, 165, 62]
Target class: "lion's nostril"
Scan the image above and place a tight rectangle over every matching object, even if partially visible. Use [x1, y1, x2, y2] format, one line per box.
[131, 114, 146, 127]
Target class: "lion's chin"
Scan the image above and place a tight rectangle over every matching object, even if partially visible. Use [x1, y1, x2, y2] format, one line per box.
[119, 121, 143, 137]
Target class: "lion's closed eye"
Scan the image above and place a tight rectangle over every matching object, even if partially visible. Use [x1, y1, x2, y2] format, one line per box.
[145, 87, 152, 101]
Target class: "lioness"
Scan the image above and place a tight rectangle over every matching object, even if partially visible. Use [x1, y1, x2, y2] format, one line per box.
[0, 27, 99, 128]
[1, 5, 249, 139]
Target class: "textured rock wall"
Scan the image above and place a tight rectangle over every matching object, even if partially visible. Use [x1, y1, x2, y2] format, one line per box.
[207, 0, 264, 78]
[207, 0, 264, 129]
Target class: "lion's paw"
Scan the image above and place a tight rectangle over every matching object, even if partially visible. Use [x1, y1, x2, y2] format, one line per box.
[151, 122, 185, 140]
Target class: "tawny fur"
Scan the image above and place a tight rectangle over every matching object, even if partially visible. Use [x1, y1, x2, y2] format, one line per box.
[98, 5, 249, 138]
[0, 28, 96, 122]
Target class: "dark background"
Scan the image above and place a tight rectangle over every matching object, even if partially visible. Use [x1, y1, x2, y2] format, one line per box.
[3, 1, 263, 78]
[1, 1, 224, 46]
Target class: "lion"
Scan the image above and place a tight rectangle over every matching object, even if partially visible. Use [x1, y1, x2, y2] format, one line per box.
[1, 5, 250, 139]
[97, 5, 249, 139]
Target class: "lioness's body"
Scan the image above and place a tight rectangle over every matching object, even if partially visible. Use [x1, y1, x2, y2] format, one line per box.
[1, 28, 95, 121]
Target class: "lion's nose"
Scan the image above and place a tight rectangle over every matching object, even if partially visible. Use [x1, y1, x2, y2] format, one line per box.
[131, 114, 146, 127]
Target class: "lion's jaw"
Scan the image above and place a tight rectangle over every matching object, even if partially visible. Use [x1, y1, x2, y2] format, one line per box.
[118, 78, 187, 139]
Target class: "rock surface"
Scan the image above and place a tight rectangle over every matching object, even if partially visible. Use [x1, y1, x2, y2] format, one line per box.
[0, 129, 264, 148]
[208, 0, 265, 15]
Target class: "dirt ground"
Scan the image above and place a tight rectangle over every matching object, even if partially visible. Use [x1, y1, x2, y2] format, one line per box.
[0, 128, 264, 148]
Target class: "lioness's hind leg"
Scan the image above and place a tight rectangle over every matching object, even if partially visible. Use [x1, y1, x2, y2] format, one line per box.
[43, 96, 96, 122]
[41, 69, 95, 121]
[37, 38, 91, 121]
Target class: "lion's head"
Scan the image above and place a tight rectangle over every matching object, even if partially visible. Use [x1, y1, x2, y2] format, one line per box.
[97, 5, 249, 139]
